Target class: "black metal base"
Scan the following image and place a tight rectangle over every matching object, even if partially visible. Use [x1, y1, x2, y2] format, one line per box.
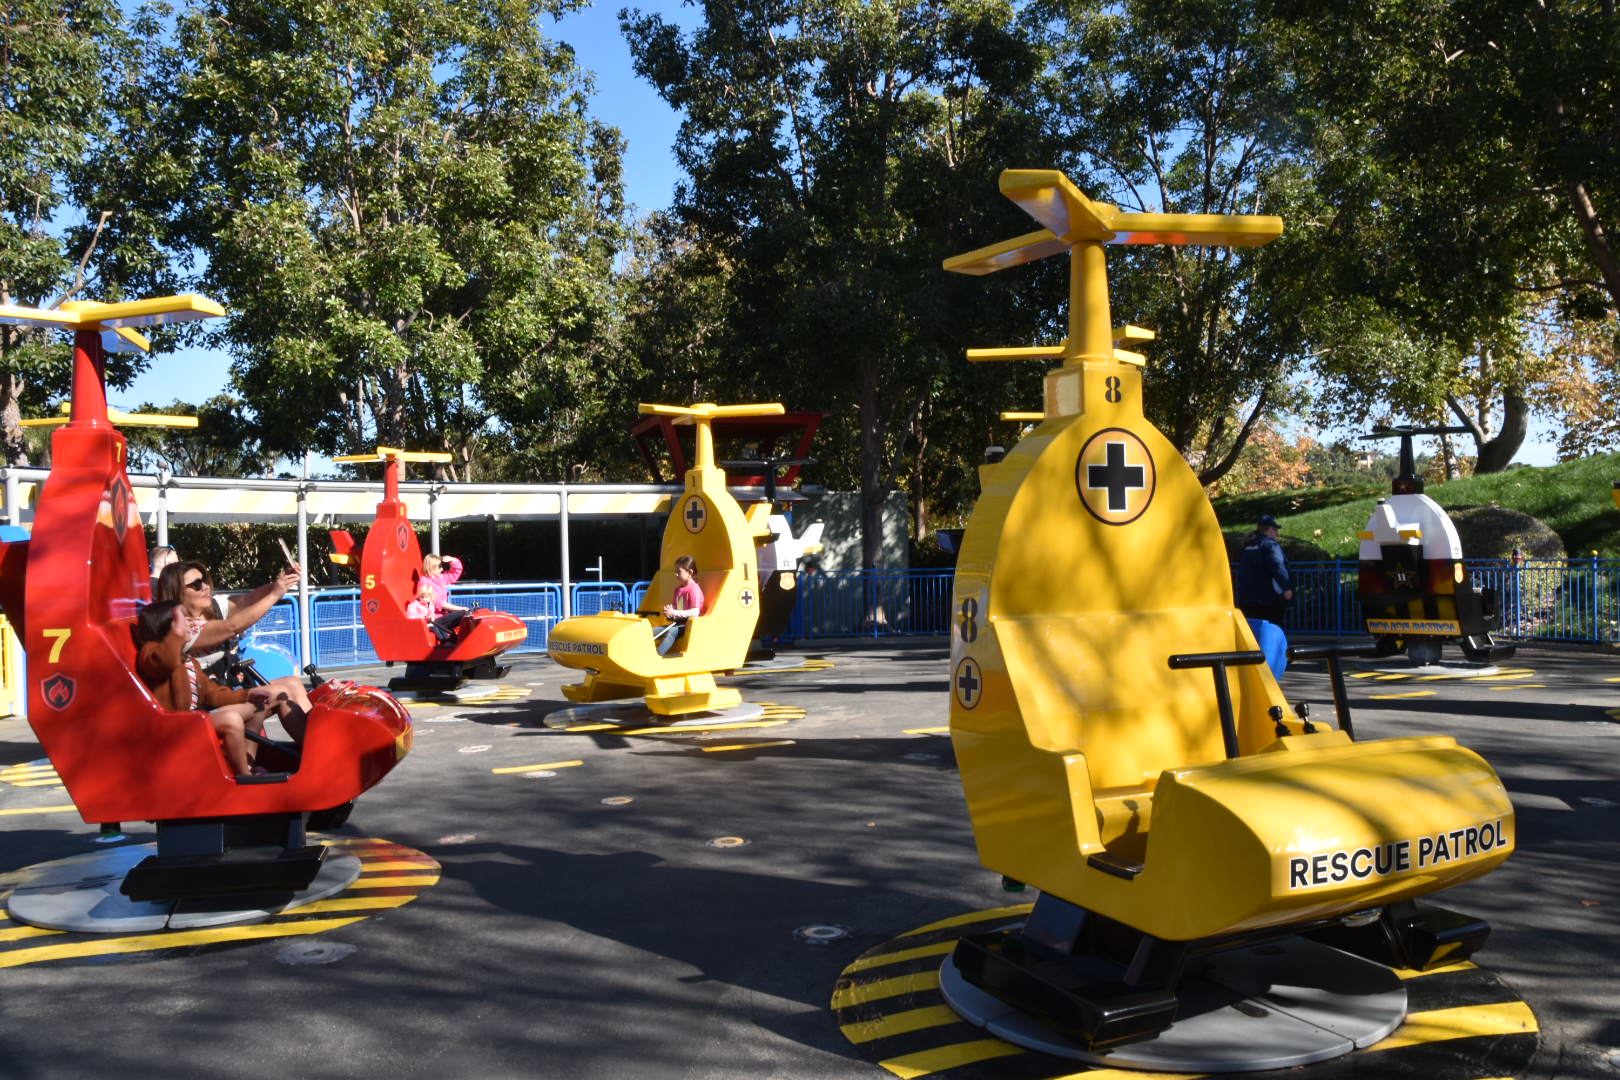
[1460, 634, 1516, 663]
[1307, 899, 1490, 971]
[953, 931, 1179, 1049]
[121, 845, 328, 903]
[950, 892, 1490, 1053]
[390, 656, 510, 691]
[118, 813, 326, 903]
[942, 938, 1408, 1072]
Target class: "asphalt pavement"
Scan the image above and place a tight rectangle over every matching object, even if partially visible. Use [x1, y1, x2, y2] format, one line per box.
[0, 641, 1614, 1080]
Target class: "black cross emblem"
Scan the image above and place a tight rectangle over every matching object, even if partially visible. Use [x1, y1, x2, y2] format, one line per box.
[1087, 441, 1146, 512]
[739, 587, 755, 607]
[684, 497, 706, 531]
[955, 659, 981, 709]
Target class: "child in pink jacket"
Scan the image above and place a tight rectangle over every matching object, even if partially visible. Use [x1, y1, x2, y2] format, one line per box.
[422, 553, 469, 635]
[408, 576, 456, 645]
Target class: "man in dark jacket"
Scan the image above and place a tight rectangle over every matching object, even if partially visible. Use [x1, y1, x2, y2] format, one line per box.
[1236, 514, 1293, 625]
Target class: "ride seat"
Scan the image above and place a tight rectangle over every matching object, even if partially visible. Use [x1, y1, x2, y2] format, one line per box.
[990, 607, 1280, 791]
[109, 615, 305, 779]
[987, 606, 1279, 873]
[329, 530, 358, 567]
[968, 603, 1510, 941]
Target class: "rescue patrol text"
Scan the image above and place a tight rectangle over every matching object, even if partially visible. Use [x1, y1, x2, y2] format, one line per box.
[1286, 819, 1508, 890]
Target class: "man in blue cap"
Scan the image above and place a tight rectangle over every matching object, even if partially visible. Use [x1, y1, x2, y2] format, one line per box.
[1236, 514, 1293, 626]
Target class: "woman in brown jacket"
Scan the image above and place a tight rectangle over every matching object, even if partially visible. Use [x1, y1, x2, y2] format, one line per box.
[136, 600, 275, 776]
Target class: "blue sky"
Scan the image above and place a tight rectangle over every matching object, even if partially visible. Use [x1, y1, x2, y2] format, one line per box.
[115, 1, 1562, 468]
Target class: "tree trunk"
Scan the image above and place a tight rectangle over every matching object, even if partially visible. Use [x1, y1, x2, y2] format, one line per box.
[910, 418, 928, 541]
[1, 370, 30, 467]
[857, 355, 890, 629]
[1446, 390, 1528, 474]
[1196, 386, 1269, 486]
[1474, 391, 1529, 473]
[858, 358, 887, 571]
[1565, 179, 1620, 313]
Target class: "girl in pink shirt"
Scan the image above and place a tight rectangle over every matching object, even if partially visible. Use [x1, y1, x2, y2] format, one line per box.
[422, 553, 469, 638]
[421, 554, 467, 613]
[657, 555, 703, 654]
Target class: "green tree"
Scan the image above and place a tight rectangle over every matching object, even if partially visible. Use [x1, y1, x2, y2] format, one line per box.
[623, 0, 1059, 565]
[1271, 0, 1619, 471]
[0, 1, 180, 464]
[121, 395, 277, 476]
[1039, 0, 1315, 483]
[121, 0, 629, 480]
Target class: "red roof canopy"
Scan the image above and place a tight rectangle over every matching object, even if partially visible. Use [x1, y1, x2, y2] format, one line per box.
[630, 411, 822, 489]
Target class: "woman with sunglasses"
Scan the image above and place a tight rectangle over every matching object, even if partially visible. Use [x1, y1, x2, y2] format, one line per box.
[155, 559, 312, 742]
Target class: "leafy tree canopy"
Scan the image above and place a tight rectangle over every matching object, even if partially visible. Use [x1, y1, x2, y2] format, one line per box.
[105, 0, 631, 480]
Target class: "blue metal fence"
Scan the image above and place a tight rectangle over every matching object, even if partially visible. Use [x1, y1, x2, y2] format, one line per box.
[449, 583, 563, 652]
[250, 558, 1620, 668]
[1270, 558, 1620, 644]
[790, 568, 957, 638]
[246, 601, 299, 661]
[253, 582, 564, 669]
[571, 582, 631, 616]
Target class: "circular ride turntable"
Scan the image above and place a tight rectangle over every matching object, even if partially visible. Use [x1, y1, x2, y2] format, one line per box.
[5, 844, 363, 934]
[832, 905, 1539, 1080]
[939, 934, 1406, 1072]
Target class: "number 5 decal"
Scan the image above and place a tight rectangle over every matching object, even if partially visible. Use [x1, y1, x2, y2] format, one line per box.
[364, 574, 377, 590]
[42, 627, 72, 663]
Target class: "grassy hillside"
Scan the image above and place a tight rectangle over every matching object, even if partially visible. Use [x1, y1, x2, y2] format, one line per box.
[1212, 451, 1620, 559]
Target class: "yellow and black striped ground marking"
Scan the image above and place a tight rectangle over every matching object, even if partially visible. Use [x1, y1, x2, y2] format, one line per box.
[1352, 667, 1536, 684]
[723, 658, 836, 678]
[614, 704, 808, 738]
[832, 905, 1538, 1079]
[544, 703, 807, 737]
[0, 837, 439, 969]
[0, 760, 62, 789]
[409, 685, 532, 707]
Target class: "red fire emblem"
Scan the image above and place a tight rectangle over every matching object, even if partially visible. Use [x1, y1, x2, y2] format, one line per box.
[109, 476, 132, 543]
[41, 673, 76, 711]
[397, 522, 410, 551]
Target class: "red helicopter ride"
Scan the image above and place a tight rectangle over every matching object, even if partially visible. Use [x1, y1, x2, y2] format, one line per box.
[326, 448, 528, 692]
[0, 295, 411, 925]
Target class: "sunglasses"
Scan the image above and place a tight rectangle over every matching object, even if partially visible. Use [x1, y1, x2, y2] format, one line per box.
[183, 577, 209, 591]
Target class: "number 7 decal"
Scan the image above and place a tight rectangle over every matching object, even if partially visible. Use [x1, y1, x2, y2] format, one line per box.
[42, 628, 72, 663]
